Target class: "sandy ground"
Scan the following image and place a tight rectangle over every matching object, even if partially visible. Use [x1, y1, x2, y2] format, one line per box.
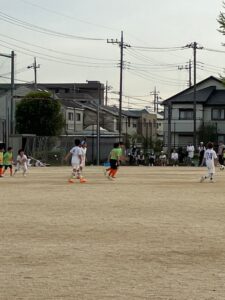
[1, 166, 225, 300]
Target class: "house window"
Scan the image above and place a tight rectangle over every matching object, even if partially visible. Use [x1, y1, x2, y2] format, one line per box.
[179, 109, 193, 120]
[212, 108, 225, 120]
[65, 88, 70, 93]
[76, 113, 81, 121]
[133, 123, 137, 128]
[68, 112, 73, 121]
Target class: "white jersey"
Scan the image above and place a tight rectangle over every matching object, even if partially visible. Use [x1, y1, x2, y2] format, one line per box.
[80, 147, 87, 167]
[171, 153, 178, 160]
[70, 146, 82, 165]
[187, 145, 195, 158]
[17, 154, 28, 165]
[204, 149, 217, 173]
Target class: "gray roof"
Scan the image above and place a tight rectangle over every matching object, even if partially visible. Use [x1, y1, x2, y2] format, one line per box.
[163, 86, 215, 105]
[162, 76, 223, 105]
[163, 86, 225, 106]
[122, 109, 149, 117]
[206, 90, 225, 105]
[58, 99, 83, 109]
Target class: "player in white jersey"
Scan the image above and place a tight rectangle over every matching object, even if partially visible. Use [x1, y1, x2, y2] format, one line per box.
[200, 142, 217, 183]
[14, 149, 28, 176]
[80, 141, 87, 170]
[65, 139, 86, 183]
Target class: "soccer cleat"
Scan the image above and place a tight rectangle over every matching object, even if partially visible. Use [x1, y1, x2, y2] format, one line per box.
[80, 178, 87, 183]
[210, 178, 215, 183]
[68, 179, 75, 183]
[200, 176, 205, 183]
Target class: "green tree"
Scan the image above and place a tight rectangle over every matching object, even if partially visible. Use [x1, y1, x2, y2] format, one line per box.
[197, 123, 217, 144]
[16, 91, 65, 136]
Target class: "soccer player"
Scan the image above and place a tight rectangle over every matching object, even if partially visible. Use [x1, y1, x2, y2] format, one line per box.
[200, 142, 217, 183]
[107, 142, 120, 180]
[0, 146, 4, 178]
[80, 141, 87, 171]
[3, 147, 13, 176]
[104, 141, 123, 176]
[14, 149, 28, 176]
[65, 139, 86, 183]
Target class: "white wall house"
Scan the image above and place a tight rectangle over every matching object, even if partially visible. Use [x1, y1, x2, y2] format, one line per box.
[163, 76, 225, 148]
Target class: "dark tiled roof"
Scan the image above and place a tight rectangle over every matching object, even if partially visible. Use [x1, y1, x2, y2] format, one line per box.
[122, 109, 149, 117]
[162, 76, 223, 105]
[163, 86, 216, 104]
[58, 99, 83, 109]
[206, 90, 225, 105]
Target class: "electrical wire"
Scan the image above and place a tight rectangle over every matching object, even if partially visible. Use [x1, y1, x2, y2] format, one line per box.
[0, 33, 117, 62]
[17, 0, 120, 32]
[0, 40, 118, 68]
[0, 11, 105, 41]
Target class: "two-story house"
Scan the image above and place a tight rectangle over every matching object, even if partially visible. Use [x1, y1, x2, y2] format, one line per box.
[122, 109, 158, 141]
[163, 76, 225, 148]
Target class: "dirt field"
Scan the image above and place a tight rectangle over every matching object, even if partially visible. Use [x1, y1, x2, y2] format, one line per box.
[1, 166, 225, 300]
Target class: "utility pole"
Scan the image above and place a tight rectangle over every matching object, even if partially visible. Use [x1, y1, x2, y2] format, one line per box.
[107, 31, 130, 138]
[167, 101, 172, 157]
[185, 42, 203, 148]
[27, 57, 40, 90]
[150, 87, 159, 113]
[105, 81, 113, 106]
[0, 51, 15, 143]
[178, 59, 192, 87]
[11, 51, 15, 134]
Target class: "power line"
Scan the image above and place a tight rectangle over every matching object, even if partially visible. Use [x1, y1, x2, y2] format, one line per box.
[0, 40, 117, 68]
[17, 0, 119, 32]
[0, 33, 118, 62]
[0, 11, 105, 41]
[131, 45, 186, 51]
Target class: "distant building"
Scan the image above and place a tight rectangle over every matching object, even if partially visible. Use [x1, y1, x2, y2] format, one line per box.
[162, 76, 225, 148]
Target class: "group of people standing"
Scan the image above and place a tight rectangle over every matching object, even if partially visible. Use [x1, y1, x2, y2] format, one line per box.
[0, 146, 28, 178]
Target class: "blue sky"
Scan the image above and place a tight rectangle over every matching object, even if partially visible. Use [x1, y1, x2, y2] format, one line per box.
[0, 0, 224, 109]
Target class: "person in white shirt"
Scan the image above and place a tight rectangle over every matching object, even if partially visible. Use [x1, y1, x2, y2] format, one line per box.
[200, 142, 217, 183]
[186, 144, 195, 165]
[171, 149, 179, 166]
[65, 139, 86, 183]
[159, 151, 167, 166]
[80, 141, 87, 170]
[14, 149, 28, 176]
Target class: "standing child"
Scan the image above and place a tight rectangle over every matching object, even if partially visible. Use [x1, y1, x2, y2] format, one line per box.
[0, 146, 4, 177]
[14, 149, 28, 176]
[104, 141, 123, 176]
[3, 147, 13, 176]
[200, 142, 217, 183]
[80, 141, 87, 171]
[65, 139, 86, 183]
[171, 149, 179, 166]
[107, 143, 120, 180]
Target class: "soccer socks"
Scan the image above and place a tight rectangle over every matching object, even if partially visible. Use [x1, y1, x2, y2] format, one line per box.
[108, 169, 117, 178]
[112, 169, 117, 178]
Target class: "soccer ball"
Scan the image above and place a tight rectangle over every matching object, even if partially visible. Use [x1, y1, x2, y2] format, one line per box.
[220, 165, 225, 171]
